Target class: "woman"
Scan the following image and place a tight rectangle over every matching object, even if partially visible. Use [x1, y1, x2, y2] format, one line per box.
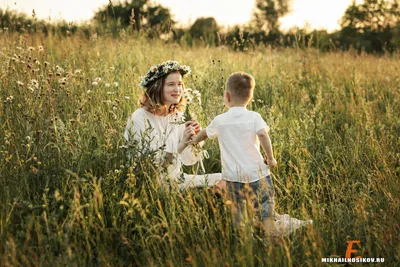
[124, 60, 222, 189]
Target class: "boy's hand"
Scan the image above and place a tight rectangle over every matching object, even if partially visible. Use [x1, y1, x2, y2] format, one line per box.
[186, 120, 201, 134]
[185, 128, 208, 147]
[186, 140, 195, 146]
[186, 135, 199, 146]
[267, 158, 277, 169]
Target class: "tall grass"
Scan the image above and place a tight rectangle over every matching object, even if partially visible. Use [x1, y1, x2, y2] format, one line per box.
[1, 31, 399, 266]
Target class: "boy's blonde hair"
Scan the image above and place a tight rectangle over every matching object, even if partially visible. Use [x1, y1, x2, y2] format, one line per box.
[226, 72, 255, 103]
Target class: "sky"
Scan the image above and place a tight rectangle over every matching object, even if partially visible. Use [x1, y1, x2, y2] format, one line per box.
[1, 0, 363, 32]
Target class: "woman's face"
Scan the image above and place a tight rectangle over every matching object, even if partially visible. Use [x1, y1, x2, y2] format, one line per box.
[163, 71, 183, 107]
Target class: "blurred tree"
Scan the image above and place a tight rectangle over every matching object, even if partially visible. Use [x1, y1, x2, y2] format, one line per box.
[391, 21, 400, 47]
[252, 0, 290, 35]
[340, 0, 400, 52]
[130, 0, 148, 31]
[226, 26, 252, 51]
[93, 0, 174, 33]
[145, 4, 174, 32]
[0, 8, 33, 32]
[189, 17, 219, 45]
[144, 4, 175, 39]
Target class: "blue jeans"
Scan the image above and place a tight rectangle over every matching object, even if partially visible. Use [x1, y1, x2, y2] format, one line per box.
[225, 175, 275, 219]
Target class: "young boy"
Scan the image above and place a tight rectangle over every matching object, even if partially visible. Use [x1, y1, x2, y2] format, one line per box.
[187, 72, 277, 234]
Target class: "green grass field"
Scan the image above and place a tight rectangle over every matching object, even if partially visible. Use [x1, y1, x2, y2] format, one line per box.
[1, 32, 399, 266]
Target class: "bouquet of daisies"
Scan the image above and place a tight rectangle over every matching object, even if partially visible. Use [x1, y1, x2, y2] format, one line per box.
[182, 88, 201, 122]
[179, 88, 208, 175]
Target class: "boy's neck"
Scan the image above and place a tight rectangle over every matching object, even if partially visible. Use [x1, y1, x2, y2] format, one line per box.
[228, 104, 247, 109]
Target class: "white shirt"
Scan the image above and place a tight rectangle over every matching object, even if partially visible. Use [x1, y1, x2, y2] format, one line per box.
[124, 108, 200, 179]
[206, 107, 270, 183]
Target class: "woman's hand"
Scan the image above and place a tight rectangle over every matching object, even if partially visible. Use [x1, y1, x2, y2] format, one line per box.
[179, 120, 201, 154]
[178, 126, 195, 154]
[182, 124, 196, 144]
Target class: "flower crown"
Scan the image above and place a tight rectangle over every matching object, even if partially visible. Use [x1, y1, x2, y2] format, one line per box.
[139, 60, 191, 88]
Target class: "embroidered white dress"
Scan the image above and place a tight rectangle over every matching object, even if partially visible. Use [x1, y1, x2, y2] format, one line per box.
[124, 108, 222, 189]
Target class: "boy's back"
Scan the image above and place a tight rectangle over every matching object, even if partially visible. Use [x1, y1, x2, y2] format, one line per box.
[206, 106, 270, 182]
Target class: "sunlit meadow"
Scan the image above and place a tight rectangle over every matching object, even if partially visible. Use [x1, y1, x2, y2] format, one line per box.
[0, 30, 399, 266]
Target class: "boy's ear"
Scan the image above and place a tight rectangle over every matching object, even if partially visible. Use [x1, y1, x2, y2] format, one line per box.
[225, 91, 231, 102]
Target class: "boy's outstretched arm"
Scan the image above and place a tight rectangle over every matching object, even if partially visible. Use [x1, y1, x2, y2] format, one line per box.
[257, 128, 277, 169]
[186, 129, 208, 146]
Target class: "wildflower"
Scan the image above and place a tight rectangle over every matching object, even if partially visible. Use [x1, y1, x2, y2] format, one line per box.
[105, 83, 110, 87]
[38, 46, 44, 52]
[114, 82, 118, 87]
[56, 65, 64, 73]
[87, 90, 91, 94]
[193, 89, 201, 103]
[74, 69, 82, 74]
[25, 136, 31, 142]
[92, 82, 98, 86]
[94, 77, 101, 83]
[58, 77, 67, 84]
[184, 94, 193, 104]
[44, 61, 49, 67]
[29, 79, 39, 89]
[17, 81, 24, 86]
[28, 46, 35, 51]
[182, 88, 194, 104]
[30, 166, 39, 174]
[124, 96, 130, 100]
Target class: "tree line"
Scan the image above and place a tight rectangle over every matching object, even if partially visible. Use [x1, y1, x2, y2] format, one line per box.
[1, 0, 399, 53]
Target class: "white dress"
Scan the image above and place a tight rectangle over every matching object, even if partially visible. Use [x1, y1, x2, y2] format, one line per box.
[124, 108, 222, 189]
